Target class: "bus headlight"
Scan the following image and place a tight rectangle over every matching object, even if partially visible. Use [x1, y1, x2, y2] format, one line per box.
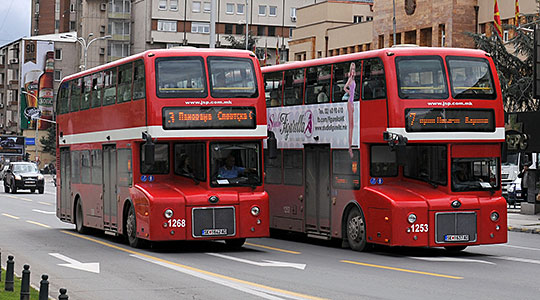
[250, 206, 260, 216]
[490, 211, 499, 222]
[164, 209, 174, 219]
[407, 213, 417, 224]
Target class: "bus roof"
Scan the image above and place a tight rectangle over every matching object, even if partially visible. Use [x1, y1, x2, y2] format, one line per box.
[62, 48, 257, 82]
[261, 47, 489, 73]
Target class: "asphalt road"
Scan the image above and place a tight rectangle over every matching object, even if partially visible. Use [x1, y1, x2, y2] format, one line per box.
[1, 178, 540, 300]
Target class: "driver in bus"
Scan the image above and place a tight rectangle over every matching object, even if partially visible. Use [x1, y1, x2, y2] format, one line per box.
[218, 154, 255, 179]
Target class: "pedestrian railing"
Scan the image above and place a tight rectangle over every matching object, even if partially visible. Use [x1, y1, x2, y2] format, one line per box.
[1, 249, 70, 299]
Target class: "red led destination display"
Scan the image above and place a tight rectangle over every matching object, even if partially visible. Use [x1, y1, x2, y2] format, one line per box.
[163, 106, 256, 129]
[405, 108, 495, 132]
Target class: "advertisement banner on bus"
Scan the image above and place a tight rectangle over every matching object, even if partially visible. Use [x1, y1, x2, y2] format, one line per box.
[267, 102, 359, 149]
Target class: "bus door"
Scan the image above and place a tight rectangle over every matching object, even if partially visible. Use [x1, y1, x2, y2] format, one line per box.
[59, 147, 71, 220]
[103, 145, 118, 231]
[304, 144, 331, 237]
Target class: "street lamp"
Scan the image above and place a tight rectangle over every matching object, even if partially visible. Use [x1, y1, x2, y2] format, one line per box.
[76, 33, 112, 70]
[21, 91, 57, 163]
[245, 0, 249, 50]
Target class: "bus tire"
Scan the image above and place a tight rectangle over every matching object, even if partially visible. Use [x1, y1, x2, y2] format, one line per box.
[444, 246, 467, 252]
[125, 205, 145, 248]
[75, 200, 90, 234]
[225, 238, 246, 249]
[346, 207, 367, 252]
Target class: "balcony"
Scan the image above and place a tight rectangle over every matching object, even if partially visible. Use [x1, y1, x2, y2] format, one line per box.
[8, 80, 18, 90]
[108, 12, 130, 20]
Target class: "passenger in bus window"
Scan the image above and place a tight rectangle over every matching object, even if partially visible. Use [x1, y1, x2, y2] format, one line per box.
[317, 86, 329, 103]
[344, 62, 356, 158]
[218, 154, 254, 179]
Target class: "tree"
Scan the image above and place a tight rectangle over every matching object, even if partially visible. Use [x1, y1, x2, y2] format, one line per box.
[39, 123, 56, 156]
[223, 31, 266, 60]
[468, 14, 539, 112]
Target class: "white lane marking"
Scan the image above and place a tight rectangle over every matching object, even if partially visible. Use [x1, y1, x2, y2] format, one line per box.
[409, 256, 496, 265]
[32, 209, 56, 215]
[26, 220, 51, 228]
[496, 256, 540, 265]
[130, 254, 311, 300]
[49, 253, 100, 274]
[207, 253, 307, 270]
[2, 213, 20, 219]
[498, 244, 540, 252]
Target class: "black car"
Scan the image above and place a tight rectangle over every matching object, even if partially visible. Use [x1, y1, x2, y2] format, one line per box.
[4, 162, 45, 194]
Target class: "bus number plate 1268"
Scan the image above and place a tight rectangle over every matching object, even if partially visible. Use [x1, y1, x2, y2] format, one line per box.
[202, 229, 228, 236]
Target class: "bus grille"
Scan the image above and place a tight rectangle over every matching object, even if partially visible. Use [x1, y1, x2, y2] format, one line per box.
[435, 212, 477, 243]
[192, 207, 236, 238]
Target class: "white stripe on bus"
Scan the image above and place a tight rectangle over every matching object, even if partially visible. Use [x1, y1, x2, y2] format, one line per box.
[59, 125, 268, 145]
[386, 127, 505, 141]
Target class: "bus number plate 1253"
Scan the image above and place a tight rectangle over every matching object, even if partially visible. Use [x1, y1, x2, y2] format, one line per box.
[202, 229, 228, 236]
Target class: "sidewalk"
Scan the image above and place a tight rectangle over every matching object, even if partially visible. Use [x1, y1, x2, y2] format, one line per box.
[507, 207, 540, 234]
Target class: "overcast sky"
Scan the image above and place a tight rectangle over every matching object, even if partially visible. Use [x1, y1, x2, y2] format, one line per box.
[0, 0, 30, 46]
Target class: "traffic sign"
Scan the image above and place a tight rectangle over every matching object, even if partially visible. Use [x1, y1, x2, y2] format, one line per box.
[24, 107, 41, 119]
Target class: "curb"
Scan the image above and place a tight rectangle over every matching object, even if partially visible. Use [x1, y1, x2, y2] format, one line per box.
[507, 226, 540, 234]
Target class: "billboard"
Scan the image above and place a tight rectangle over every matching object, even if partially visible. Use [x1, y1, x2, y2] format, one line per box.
[0, 136, 25, 157]
[20, 40, 55, 130]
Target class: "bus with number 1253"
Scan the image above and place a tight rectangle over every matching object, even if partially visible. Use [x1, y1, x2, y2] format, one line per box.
[262, 46, 507, 252]
[55, 48, 273, 248]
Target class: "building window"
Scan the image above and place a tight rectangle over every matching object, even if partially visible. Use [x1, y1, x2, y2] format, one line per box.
[203, 2, 211, 13]
[55, 20, 60, 30]
[70, 3, 75, 12]
[268, 26, 275, 36]
[192, 1, 201, 12]
[54, 49, 62, 60]
[111, 0, 131, 13]
[158, 20, 177, 32]
[69, 21, 76, 31]
[55, 1, 60, 12]
[290, 7, 296, 18]
[503, 30, 509, 42]
[259, 5, 266, 16]
[269, 6, 277, 16]
[225, 24, 233, 34]
[226, 3, 234, 14]
[110, 21, 131, 35]
[237, 3, 244, 14]
[257, 26, 265, 36]
[170, 0, 178, 10]
[236, 24, 244, 34]
[159, 0, 167, 10]
[109, 43, 130, 58]
[366, 16, 373, 21]
[192, 22, 210, 34]
[54, 70, 62, 81]
[354, 15, 363, 23]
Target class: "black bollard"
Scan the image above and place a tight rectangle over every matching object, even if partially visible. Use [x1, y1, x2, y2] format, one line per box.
[5, 255, 14, 291]
[58, 288, 68, 300]
[20, 264, 30, 300]
[39, 274, 49, 300]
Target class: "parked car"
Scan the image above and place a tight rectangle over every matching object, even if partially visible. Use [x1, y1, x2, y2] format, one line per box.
[4, 162, 44, 194]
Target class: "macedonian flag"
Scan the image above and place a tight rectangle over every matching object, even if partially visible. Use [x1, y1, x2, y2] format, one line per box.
[494, 0, 503, 38]
[515, 0, 520, 26]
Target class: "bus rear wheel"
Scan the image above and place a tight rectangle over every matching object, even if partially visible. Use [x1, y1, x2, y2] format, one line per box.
[346, 207, 367, 251]
[126, 205, 145, 248]
[444, 245, 467, 252]
[75, 200, 90, 234]
[225, 238, 246, 249]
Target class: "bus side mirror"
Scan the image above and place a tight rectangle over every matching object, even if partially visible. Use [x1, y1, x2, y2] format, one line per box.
[142, 132, 155, 166]
[267, 130, 278, 159]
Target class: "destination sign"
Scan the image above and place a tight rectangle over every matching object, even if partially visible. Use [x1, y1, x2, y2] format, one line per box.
[163, 106, 256, 129]
[405, 108, 495, 132]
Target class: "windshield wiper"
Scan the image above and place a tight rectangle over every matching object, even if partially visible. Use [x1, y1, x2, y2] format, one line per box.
[419, 172, 438, 188]
[182, 173, 199, 185]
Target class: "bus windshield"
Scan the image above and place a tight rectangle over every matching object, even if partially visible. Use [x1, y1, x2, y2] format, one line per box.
[156, 57, 207, 98]
[396, 56, 448, 99]
[210, 142, 261, 187]
[447, 57, 495, 99]
[451, 158, 499, 192]
[208, 57, 258, 98]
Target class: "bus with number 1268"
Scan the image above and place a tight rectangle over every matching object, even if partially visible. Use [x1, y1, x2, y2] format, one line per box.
[262, 46, 507, 252]
[55, 48, 273, 248]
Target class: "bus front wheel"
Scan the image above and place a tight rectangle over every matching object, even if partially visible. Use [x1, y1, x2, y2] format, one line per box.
[75, 200, 89, 234]
[125, 205, 145, 248]
[346, 207, 367, 252]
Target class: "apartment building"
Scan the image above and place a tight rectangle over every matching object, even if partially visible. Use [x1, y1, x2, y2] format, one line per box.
[0, 33, 77, 164]
[290, 0, 538, 61]
[31, 0, 78, 35]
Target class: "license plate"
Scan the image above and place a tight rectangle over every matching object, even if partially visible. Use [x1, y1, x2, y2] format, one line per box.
[444, 234, 469, 242]
[202, 229, 228, 236]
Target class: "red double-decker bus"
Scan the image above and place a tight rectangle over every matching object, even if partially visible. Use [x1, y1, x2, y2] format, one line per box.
[56, 48, 270, 248]
[262, 46, 507, 251]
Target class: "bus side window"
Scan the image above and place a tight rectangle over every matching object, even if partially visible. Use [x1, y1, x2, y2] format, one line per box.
[283, 149, 302, 185]
[283, 69, 303, 106]
[81, 76, 92, 110]
[133, 60, 145, 100]
[70, 79, 81, 112]
[333, 150, 360, 189]
[118, 63, 133, 103]
[370, 145, 397, 177]
[103, 68, 117, 106]
[362, 58, 386, 100]
[332, 61, 359, 102]
[264, 71, 282, 107]
[57, 82, 69, 114]
[264, 149, 282, 184]
[91, 72, 103, 108]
